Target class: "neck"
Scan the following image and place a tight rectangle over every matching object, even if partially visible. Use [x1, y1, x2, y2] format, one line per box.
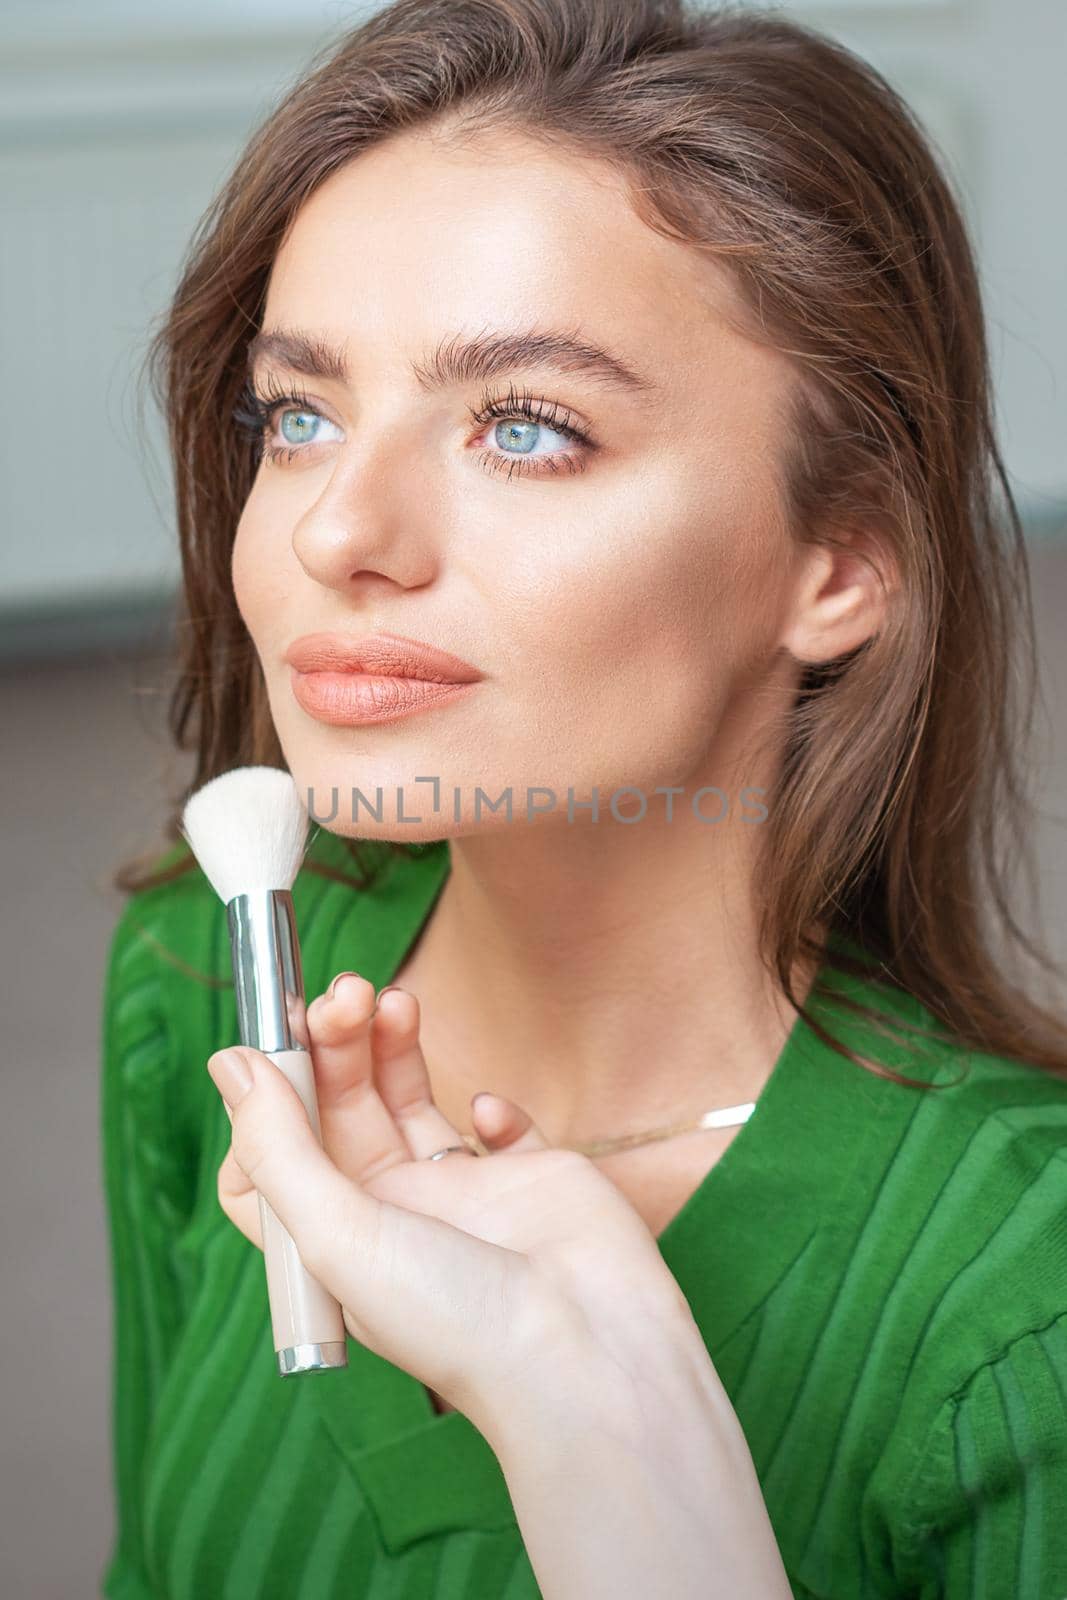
[392, 768, 821, 1152]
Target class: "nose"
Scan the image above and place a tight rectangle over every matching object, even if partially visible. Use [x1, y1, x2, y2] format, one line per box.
[290, 439, 439, 595]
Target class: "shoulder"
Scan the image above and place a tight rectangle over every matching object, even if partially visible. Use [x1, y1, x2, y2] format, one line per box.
[824, 960, 1067, 1406]
[857, 1005, 1067, 1589]
[104, 826, 441, 1041]
[912, 1020, 1067, 1227]
[104, 838, 217, 1041]
[107, 842, 211, 968]
[820, 952, 1067, 1210]
[106, 825, 390, 986]
[894, 1017, 1067, 1377]
[920, 1028, 1067, 1193]
[102, 828, 393, 1130]
[818, 953, 1067, 1298]
[102, 839, 231, 1156]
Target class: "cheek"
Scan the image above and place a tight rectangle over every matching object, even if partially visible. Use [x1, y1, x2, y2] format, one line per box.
[231, 508, 287, 639]
[231, 513, 256, 620]
[508, 491, 766, 690]
[499, 473, 790, 766]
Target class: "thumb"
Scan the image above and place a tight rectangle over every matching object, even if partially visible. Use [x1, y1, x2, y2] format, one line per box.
[470, 1091, 553, 1154]
[207, 1047, 513, 1413]
[208, 1046, 380, 1271]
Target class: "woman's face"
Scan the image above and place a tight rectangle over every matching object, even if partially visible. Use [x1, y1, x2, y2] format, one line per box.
[232, 125, 817, 840]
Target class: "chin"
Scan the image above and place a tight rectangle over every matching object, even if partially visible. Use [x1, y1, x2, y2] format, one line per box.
[282, 752, 493, 844]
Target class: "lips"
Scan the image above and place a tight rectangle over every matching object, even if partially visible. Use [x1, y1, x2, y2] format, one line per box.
[284, 632, 482, 684]
[284, 631, 483, 727]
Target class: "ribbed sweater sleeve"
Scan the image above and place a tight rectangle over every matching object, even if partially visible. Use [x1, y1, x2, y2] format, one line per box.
[99, 898, 198, 1599]
[894, 1313, 1067, 1598]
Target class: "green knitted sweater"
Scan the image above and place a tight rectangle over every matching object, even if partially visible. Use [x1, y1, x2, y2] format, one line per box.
[100, 827, 1067, 1598]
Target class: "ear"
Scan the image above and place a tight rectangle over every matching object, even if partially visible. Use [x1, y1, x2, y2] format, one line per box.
[780, 524, 896, 665]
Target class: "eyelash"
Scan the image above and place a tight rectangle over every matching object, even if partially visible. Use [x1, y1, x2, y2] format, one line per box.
[231, 373, 596, 481]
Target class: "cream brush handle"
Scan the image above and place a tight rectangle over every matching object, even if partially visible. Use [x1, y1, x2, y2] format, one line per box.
[258, 1046, 349, 1375]
[223, 885, 348, 1375]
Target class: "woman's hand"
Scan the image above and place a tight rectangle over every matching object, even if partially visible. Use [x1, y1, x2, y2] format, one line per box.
[207, 971, 697, 1441]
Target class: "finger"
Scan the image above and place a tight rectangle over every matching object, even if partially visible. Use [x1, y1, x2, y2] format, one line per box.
[209, 1044, 382, 1282]
[371, 987, 481, 1160]
[470, 1092, 553, 1154]
[305, 972, 412, 1183]
[217, 1138, 264, 1250]
[214, 1095, 265, 1248]
[208, 1044, 512, 1407]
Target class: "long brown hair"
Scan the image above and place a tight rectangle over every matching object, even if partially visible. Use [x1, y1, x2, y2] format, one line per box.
[115, 0, 1067, 1081]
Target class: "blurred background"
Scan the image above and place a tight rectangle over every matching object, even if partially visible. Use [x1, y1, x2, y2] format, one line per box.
[1, 0, 1064, 1592]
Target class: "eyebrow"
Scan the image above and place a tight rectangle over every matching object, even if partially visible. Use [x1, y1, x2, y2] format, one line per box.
[246, 324, 658, 397]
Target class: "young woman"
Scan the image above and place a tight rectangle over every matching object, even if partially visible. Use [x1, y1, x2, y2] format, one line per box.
[101, 1, 1067, 1596]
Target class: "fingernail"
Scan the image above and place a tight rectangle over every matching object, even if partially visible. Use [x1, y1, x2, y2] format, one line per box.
[327, 970, 361, 1001]
[370, 985, 401, 1018]
[208, 1048, 254, 1108]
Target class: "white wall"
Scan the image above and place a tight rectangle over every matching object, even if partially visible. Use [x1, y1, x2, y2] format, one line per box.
[1, 0, 1063, 616]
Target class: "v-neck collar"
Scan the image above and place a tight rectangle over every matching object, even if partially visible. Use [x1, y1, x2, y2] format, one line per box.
[304, 836, 937, 1555]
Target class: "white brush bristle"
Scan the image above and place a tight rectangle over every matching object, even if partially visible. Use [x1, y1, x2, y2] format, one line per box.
[179, 765, 312, 903]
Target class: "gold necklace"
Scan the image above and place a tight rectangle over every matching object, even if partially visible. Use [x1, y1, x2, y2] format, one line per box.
[459, 1099, 756, 1159]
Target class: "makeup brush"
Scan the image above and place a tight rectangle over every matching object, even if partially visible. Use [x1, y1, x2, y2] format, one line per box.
[180, 765, 348, 1376]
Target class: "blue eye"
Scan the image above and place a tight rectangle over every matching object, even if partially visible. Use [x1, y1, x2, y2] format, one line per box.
[490, 417, 577, 459]
[496, 419, 539, 454]
[470, 384, 594, 480]
[279, 408, 323, 447]
[232, 375, 596, 480]
[232, 380, 343, 465]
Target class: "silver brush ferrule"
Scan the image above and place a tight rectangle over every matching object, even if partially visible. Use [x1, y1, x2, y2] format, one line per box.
[226, 888, 308, 1053]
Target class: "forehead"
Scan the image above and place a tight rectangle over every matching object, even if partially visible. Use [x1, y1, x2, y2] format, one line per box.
[263, 127, 768, 385]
